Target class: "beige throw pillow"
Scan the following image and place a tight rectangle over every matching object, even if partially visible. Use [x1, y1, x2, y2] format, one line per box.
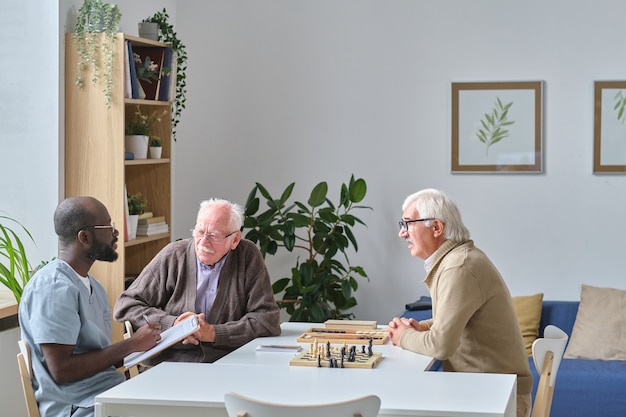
[564, 284, 626, 360]
[512, 293, 544, 356]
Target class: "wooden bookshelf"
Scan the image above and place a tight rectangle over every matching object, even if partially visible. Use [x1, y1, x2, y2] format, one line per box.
[65, 33, 172, 342]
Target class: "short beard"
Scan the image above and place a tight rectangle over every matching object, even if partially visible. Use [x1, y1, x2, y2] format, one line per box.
[87, 240, 118, 262]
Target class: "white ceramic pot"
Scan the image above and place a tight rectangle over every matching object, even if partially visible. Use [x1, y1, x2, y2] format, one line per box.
[125, 135, 149, 159]
[149, 146, 163, 159]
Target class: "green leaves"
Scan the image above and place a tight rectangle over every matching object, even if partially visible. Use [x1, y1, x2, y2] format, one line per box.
[244, 175, 371, 322]
[0, 215, 35, 303]
[143, 8, 188, 142]
[476, 97, 515, 156]
[614, 90, 626, 124]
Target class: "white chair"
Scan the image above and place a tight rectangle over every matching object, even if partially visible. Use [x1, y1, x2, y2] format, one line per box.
[123, 320, 140, 377]
[17, 340, 41, 417]
[531, 325, 568, 417]
[224, 391, 381, 417]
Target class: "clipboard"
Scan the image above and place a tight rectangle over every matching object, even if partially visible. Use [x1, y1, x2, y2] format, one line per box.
[123, 315, 200, 369]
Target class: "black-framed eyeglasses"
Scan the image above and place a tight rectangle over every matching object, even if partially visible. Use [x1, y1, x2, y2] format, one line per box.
[81, 221, 116, 232]
[191, 227, 238, 243]
[398, 218, 435, 232]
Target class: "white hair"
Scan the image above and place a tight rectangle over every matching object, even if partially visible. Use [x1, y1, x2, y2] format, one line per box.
[402, 188, 470, 242]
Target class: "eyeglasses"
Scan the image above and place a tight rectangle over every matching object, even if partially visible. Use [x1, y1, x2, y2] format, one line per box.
[81, 221, 116, 232]
[398, 218, 435, 232]
[191, 227, 238, 243]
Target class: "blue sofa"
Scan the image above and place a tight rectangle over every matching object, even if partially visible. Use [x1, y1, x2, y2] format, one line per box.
[401, 299, 626, 417]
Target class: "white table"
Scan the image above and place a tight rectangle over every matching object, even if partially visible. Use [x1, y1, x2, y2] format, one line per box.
[96, 323, 516, 417]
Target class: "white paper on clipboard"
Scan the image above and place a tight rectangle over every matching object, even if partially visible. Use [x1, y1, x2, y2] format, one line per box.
[123, 315, 200, 369]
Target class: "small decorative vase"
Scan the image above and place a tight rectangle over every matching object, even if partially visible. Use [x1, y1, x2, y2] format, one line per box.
[125, 135, 149, 159]
[138, 22, 159, 41]
[149, 146, 163, 159]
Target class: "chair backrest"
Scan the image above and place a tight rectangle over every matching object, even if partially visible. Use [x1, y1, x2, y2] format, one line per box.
[224, 391, 381, 417]
[123, 320, 140, 378]
[17, 340, 41, 417]
[531, 325, 568, 417]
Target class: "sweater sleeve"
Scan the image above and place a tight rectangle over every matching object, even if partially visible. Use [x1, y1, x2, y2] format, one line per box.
[114, 240, 194, 331]
[400, 264, 484, 359]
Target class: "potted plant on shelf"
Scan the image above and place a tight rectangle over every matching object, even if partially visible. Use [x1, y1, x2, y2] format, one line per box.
[126, 192, 146, 240]
[243, 175, 371, 322]
[125, 105, 167, 159]
[142, 8, 188, 142]
[149, 137, 162, 159]
[72, 0, 122, 108]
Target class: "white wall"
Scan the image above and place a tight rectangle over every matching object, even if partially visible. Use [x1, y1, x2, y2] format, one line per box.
[173, 0, 626, 323]
[0, 1, 59, 415]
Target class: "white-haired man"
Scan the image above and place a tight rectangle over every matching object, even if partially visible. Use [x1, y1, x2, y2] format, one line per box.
[387, 188, 532, 417]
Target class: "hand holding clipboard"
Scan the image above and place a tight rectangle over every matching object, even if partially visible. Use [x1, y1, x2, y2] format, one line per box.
[123, 314, 200, 369]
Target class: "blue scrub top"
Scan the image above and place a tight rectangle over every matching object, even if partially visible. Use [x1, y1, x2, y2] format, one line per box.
[19, 259, 125, 417]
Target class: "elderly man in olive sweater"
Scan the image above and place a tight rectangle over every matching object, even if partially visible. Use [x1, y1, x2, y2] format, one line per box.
[387, 189, 532, 417]
[115, 198, 280, 364]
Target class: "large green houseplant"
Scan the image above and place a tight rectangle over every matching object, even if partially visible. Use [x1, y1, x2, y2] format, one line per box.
[243, 175, 371, 322]
[0, 215, 36, 303]
[142, 8, 188, 142]
[72, 0, 122, 108]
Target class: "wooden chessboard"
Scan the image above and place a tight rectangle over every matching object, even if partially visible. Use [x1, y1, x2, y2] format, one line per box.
[290, 347, 383, 369]
[296, 327, 389, 345]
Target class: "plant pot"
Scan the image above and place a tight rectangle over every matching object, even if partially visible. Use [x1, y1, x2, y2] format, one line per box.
[149, 146, 163, 159]
[138, 22, 159, 40]
[125, 135, 149, 159]
[128, 214, 139, 240]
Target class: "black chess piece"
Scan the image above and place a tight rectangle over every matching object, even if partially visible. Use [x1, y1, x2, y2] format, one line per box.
[317, 354, 321, 367]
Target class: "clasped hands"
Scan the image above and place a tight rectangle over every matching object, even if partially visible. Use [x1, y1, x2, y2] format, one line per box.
[175, 311, 216, 345]
[386, 317, 430, 346]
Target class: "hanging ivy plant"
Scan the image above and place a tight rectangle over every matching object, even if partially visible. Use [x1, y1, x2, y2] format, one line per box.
[73, 0, 122, 108]
[143, 8, 188, 142]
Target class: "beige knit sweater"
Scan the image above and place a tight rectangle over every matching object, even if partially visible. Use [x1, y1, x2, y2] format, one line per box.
[400, 240, 532, 395]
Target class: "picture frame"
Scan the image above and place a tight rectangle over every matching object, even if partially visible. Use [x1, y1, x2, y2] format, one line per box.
[593, 81, 626, 173]
[451, 81, 543, 173]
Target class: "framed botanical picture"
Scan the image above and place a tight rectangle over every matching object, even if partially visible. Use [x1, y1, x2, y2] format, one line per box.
[451, 81, 543, 173]
[594, 81, 626, 173]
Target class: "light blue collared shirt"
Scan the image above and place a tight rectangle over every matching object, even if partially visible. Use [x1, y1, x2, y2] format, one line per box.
[195, 253, 229, 316]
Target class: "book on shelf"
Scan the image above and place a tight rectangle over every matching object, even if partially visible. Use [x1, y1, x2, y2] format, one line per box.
[137, 221, 167, 230]
[169, 50, 177, 102]
[138, 215, 165, 225]
[136, 223, 169, 236]
[127, 42, 139, 99]
[123, 41, 131, 99]
[123, 185, 130, 242]
[138, 212, 153, 220]
[158, 48, 174, 101]
[133, 46, 166, 101]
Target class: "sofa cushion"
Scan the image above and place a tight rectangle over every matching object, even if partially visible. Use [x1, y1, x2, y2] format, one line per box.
[564, 284, 626, 360]
[512, 293, 543, 356]
[530, 357, 626, 417]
